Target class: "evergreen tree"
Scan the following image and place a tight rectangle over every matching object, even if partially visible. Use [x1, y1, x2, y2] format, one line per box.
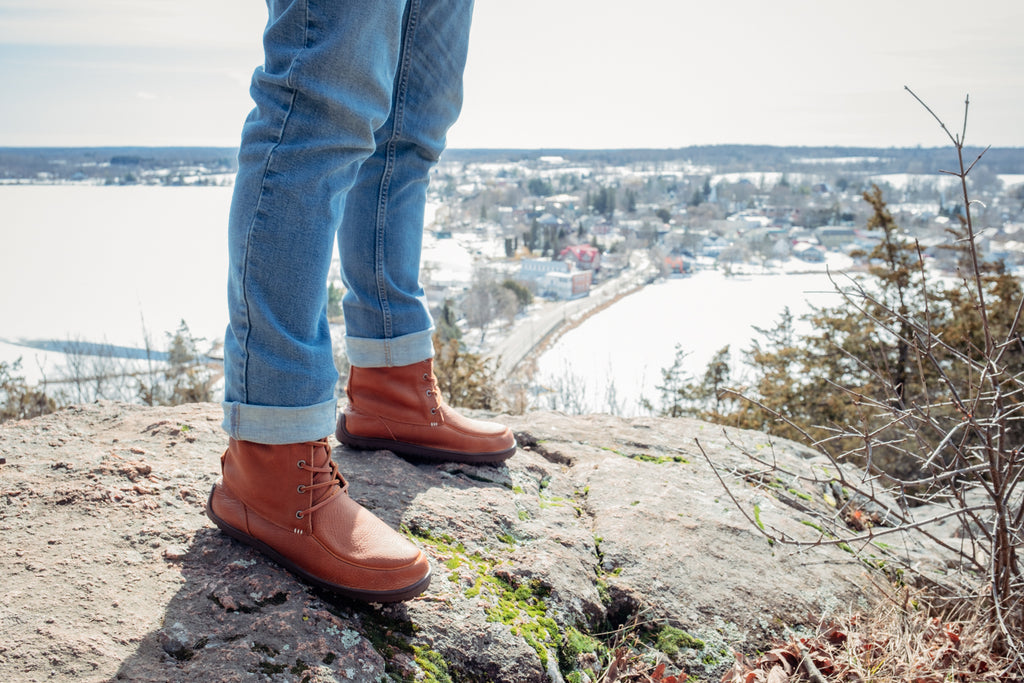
[693, 345, 734, 421]
[642, 344, 695, 417]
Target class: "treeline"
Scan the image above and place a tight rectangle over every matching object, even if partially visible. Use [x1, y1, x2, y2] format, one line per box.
[441, 145, 1024, 174]
[0, 147, 237, 182]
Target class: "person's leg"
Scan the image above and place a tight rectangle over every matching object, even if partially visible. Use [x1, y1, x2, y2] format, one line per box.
[223, 0, 407, 444]
[337, 0, 473, 366]
[333, 0, 516, 463]
[210, 0, 430, 602]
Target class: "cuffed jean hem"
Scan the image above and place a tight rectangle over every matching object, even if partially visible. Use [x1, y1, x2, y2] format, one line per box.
[345, 328, 435, 368]
[221, 398, 338, 445]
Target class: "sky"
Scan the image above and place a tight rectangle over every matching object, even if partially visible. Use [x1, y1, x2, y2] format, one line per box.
[0, 0, 1022, 149]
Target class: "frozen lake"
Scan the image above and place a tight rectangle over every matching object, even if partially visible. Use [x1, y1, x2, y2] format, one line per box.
[534, 265, 850, 416]
[0, 185, 472, 384]
[1, 184, 233, 383]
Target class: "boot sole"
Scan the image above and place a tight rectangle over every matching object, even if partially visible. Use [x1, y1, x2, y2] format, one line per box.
[204, 485, 431, 603]
[336, 415, 516, 464]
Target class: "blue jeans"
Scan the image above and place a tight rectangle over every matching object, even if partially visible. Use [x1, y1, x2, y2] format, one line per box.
[222, 0, 473, 444]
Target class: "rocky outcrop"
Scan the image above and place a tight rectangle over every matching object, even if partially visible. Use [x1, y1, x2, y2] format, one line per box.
[0, 402, 875, 682]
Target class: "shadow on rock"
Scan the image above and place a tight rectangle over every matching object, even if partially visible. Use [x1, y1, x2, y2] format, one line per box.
[109, 445, 555, 682]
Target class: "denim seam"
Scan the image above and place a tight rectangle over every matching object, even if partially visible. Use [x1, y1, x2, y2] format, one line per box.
[238, 3, 307, 401]
[372, 0, 421, 367]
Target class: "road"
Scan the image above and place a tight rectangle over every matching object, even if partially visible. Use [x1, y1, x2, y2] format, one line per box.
[485, 253, 657, 380]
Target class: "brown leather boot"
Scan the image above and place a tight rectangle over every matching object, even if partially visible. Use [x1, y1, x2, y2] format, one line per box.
[205, 439, 430, 602]
[336, 359, 516, 464]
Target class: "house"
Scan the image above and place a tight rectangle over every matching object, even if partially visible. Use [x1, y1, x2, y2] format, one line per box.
[663, 255, 693, 275]
[541, 270, 593, 300]
[701, 234, 730, 258]
[518, 258, 570, 283]
[559, 244, 601, 271]
[793, 242, 825, 262]
[815, 226, 857, 250]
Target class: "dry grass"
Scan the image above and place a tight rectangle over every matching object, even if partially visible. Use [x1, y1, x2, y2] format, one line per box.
[722, 587, 1019, 683]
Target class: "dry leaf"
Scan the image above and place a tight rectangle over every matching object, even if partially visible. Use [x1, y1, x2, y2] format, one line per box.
[765, 664, 789, 683]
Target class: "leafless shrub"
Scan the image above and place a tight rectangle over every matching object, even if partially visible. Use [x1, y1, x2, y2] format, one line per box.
[702, 90, 1023, 669]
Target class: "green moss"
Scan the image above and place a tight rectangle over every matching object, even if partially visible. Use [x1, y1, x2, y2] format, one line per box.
[518, 509, 530, 521]
[752, 504, 765, 531]
[464, 574, 486, 599]
[800, 519, 828, 535]
[353, 605, 417, 682]
[539, 493, 566, 509]
[479, 576, 558, 668]
[402, 524, 464, 554]
[412, 645, 453, 683]
[653, 626, 705, 656]
[626, 452, 689, 465]
[512, 485, 525, 494]
[787, 487, 813, 501]
[701, 651, 721, 666]
[290, 658, 310, 675]
[322, 652, 336, 665]
[560, 627, 603, 663]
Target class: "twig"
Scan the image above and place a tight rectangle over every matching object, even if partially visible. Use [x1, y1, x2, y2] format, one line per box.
[784, 628, 828, 683]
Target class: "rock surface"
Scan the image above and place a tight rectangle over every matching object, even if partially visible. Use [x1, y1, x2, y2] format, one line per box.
[0, 402, 877, 682]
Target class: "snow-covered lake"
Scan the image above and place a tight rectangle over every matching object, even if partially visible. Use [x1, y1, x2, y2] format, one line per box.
[534, 263, 851, 416]
[0, 185, 481, 384]
[1, 185, 233, 383]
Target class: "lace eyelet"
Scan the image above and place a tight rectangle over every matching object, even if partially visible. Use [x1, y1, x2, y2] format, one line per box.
[296, 460, 306, 469]
[295, 511, 304, 520]
[297, 485, 306, 494]
[422, 373, 429, 380]
[430, 408, 437, 414]
[425, 389, 432, 396]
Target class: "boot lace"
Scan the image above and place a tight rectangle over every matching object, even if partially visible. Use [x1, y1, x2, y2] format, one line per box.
[294, 444, 348, 520]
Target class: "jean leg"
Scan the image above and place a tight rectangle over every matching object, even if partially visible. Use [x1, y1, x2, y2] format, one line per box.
[340, 0, 475, 368]
[223, 0, 409, 444]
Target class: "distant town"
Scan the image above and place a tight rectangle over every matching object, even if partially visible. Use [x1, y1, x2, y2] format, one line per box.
[3, 144, 1023, 319]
